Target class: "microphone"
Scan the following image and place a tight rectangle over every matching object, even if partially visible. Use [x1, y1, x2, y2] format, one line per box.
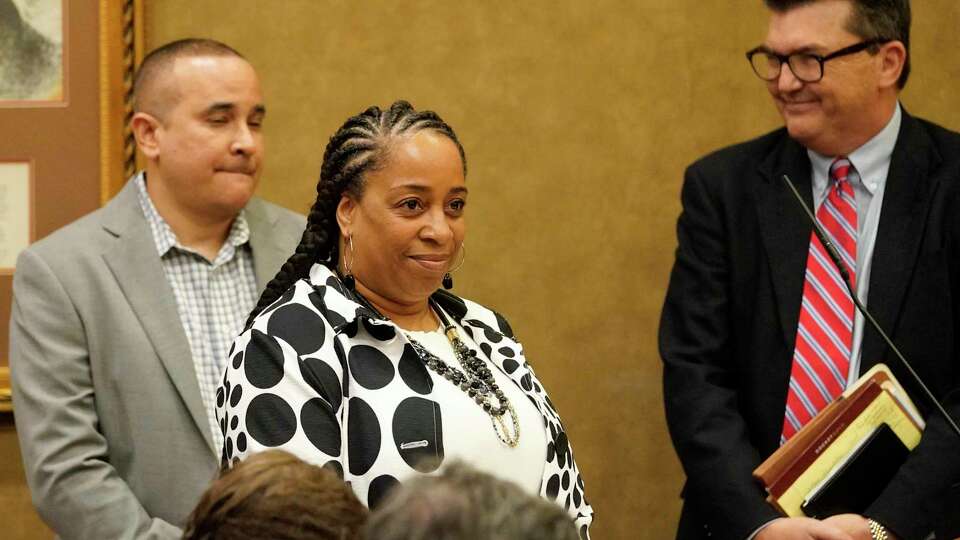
[781, 174, 960, 439]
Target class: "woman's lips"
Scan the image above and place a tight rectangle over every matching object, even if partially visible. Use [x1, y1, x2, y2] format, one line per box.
[408, 255, 450, 272]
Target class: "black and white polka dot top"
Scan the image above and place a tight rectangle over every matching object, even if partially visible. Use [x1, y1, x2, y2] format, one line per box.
[217, 263, 593, 538]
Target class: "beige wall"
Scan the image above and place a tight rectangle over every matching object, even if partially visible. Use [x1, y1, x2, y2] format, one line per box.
[5, 2, 960, 539]
[143, 1, 960, 538]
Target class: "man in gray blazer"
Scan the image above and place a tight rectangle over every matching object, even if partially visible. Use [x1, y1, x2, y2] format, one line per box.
[10, 39, 304, 539]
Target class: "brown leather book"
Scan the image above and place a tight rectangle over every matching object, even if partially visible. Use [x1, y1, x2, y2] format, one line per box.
[754, 396, 844, 487]
[754, 365, 925, 517]
[753, 368, 889, 489]
[767, 381, 883, 498]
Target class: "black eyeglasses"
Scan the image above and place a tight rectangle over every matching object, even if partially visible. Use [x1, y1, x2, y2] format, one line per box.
[746, 39, 888, 83]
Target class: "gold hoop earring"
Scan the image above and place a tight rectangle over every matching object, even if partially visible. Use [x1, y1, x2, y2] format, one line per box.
[442, 243, 466, 290]
[342, 235, 356, 290]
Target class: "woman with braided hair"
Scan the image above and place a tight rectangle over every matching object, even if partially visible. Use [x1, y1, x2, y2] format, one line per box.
[216, 101, 592, 538]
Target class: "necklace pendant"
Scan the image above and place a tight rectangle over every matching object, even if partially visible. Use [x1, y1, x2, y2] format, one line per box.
[491, 402, 521, 447]
[406, 303, 521, 448]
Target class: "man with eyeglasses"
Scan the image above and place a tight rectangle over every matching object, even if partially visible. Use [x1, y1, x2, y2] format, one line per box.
[660, 1, 959, 539]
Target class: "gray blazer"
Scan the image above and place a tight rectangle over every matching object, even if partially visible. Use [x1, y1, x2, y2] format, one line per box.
[10, 179, 305, 539]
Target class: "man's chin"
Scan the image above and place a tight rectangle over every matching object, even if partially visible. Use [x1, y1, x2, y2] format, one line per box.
[215, 174, 258, 198]
[215, 170, 259, 184]
[210, 188, 256, 218]
[783, 117, 821, 147]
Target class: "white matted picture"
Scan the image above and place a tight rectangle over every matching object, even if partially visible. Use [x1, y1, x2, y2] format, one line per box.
[0, 0, 64, 104]
[0, 162, 34, 271]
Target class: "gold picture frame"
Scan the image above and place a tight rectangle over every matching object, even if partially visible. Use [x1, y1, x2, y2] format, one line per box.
[0, 365, 10, 412]
[99, 0, 145, 203]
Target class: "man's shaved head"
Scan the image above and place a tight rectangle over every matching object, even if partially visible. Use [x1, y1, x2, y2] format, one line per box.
[133, 38, 246, 118]
[129, 38, 264, 226]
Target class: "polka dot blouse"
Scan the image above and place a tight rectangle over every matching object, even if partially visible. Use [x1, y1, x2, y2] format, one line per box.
[216, 264, 593, 537]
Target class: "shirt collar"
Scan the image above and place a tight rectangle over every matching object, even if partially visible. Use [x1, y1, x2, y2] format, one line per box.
[808, 102, 902, 195]
[135, 172, 177, 256]
[306, 263, 472, 333]
[225, 209, 251, 249]
[135, 172, 250, 260]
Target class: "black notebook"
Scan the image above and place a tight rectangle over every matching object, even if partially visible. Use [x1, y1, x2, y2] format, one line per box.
[801, 423, 910, 518]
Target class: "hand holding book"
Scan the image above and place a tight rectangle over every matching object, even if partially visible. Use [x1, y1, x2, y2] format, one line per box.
[822, 515, 899, 540]
[755, 516, 855, 540]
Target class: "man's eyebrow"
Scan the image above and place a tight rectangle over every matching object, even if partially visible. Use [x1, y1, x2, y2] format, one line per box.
[202, 103, 266, 118]
[204, 102, 236, 114]
[791, 45, 823, 54]
[762, 43, 826, 55]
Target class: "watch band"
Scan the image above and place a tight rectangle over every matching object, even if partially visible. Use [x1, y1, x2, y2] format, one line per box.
[868, 519, 889, 540]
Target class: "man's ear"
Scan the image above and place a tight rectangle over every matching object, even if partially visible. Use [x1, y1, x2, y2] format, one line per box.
[131, 112, 162, 159]
[336, 194, 357, 237]
[877, 40, 907, 89]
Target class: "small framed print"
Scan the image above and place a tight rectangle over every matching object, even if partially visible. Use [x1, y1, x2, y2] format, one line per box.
[0, 161, 35, 272]
[0, 0, 67, 106]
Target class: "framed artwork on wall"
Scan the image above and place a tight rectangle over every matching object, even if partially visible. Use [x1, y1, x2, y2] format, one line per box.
[0, 160, 34, 408]
[0, 0, 67, 107]
[0, 161, 35, 273]
[0, 0, 144, 411]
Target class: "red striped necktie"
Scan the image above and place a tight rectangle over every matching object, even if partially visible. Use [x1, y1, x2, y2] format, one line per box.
[782, 157, 858, 443]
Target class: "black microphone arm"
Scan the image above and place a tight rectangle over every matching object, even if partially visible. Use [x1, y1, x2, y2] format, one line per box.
[781, 174, 960, 439]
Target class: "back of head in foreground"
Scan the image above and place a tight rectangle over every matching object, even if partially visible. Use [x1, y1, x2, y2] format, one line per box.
[364, 461, 579, 540]
[183, 449, 367, 540]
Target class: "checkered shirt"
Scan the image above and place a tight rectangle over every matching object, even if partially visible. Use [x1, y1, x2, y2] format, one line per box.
[135, 174, 258, 455]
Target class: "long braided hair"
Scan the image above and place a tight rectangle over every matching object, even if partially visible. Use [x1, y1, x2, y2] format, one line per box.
[246, 100, 466, 328]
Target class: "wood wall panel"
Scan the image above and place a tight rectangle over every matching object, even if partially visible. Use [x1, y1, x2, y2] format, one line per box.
[0, 0, 101, 371]
[1, 0, 102, 536]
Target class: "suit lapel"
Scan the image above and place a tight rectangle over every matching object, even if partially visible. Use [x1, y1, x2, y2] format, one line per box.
[99, 181, 216, 454]
[245, 197, 291, 291]
[860, 112, 941, 371]
[755, 135, 814, 348]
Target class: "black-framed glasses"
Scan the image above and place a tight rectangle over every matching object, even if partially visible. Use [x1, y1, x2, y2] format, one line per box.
[746, 39, 888, 83]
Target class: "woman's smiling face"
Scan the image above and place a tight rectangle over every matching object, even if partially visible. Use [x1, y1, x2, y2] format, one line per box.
[337, 129, 467, 305]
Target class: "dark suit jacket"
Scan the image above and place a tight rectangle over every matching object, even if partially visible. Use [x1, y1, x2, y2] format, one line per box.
[659, 110, 960, 540]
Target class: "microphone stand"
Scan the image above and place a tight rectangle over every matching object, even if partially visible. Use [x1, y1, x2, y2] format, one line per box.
[781, 174, 960, 439]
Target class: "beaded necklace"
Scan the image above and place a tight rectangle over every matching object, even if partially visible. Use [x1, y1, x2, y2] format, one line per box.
[356, 292, 520, 447]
